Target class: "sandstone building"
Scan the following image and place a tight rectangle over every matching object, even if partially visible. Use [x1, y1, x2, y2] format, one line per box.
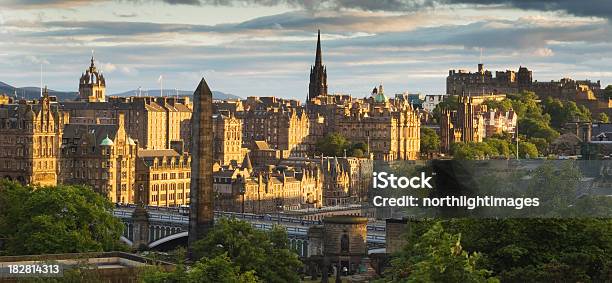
[212, 112, 247, 166]
[213, 160, 323, 213]
[136, 149, 191, 207]
[60, 114, 137, 203]
[0, 88, 64, 186]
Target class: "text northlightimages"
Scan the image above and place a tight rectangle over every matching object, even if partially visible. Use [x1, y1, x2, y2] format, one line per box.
[371, 172, 539, 210]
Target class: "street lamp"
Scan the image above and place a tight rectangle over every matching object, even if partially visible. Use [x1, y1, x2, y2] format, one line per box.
[239, 186, 246, 215]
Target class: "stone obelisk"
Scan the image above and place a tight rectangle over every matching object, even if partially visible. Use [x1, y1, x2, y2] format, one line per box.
[188, 78, 214, 250]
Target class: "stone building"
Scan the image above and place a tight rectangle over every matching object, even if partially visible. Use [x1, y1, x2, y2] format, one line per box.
[78, 56, 106, 102]
[239, 97, 310, 157]
[213, 162, 323, 213]
[135, 149, 191, 207]
[61, 96, 192, 150]
[306, 215, 369, 279]
[59, 113, 137, 203]
[309, 84, 421, 161]
[0, 88, 64, 186]
[320, 156, 373, 206]
[212, 112, 246, 166]
[447, 63, 604, 102]
[64, 57, 193, 150]
[440, 94, 486, 153]
[483, 109, 517, 137]
[440, 93, 517, 153]
[0, 95, 11, 105]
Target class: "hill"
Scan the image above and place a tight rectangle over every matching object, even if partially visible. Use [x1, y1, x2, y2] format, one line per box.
[110, 89, 241, 100]
[0, 81, 77, 101]
[0, 81, 241, 101]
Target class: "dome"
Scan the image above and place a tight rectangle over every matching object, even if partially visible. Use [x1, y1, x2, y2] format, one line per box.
[100, 135, 114, 146]
[375, 92, 388, 103]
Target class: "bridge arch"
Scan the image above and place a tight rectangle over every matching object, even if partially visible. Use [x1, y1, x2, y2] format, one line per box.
[149, 231, 188, 249]
[120, 235, 133, 246]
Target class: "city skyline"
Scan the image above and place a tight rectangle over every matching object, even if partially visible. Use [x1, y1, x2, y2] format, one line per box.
[1, 1, 612, 99]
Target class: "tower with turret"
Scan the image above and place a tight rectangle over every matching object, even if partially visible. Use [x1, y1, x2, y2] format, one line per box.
[78, 55, 106, 102]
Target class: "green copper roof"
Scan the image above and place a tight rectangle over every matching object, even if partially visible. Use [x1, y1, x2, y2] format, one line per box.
[100, 135, 114, 146]
[375, 92, 388, 103]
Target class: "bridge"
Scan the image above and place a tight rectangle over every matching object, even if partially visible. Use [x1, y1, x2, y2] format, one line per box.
[113, 205, 386, 257]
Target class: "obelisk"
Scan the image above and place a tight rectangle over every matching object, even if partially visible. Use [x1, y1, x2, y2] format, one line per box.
[188, 78, 214, 250]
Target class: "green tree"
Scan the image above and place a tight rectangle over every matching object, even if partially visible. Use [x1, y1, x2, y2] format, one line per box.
[420, 127, 440, 157]
[192, 218, 302, 283]
[483, 138, 510, 158]
[348, 142, 369, 158]
[604, 85, 612, 99]
[432, 95, 459, 122]
[144, 253, 259, 283]
[315, 133, 350, 156]
[444, 218, 612, 282]
[518, 141, 538, 158]
[384, 222, 498, 282]
[597, 112, 609, 123]
[527, 137, 548, 156]
[0, 181, 125, 255]
[482, 99, 512, 112]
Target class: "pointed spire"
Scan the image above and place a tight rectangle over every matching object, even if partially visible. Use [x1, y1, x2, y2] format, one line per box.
[315, 29, 322, 67]
[242, 152, 253, 172]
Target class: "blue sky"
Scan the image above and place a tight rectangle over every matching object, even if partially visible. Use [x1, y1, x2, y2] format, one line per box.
[1, 0, 612, 101]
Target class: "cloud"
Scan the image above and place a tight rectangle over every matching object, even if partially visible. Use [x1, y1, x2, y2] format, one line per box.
[24, 55, 50, 65]
[112, 11, 137, 18]
[156, 0, 612, 20]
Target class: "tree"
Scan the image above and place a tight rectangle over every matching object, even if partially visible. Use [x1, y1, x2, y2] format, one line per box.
[604, 85, 612, 99]
[597, 112, 609, 123]
[518, 141, 538, 158]
[483, 138, 510, 158]
[315, 133, 350, 157]
[482, 99, 512, 112]
[444, 218, 612, 282]
[0, 181, 126, 255]
[191, 218, 302, 283]
[527, 137, 548, 156]
[348, 142, 369, 158]
[384, 222, 498, 282]
[144, 253, 259, 283]
[432, 95, 459, 122]
[420, 127, 440, 157]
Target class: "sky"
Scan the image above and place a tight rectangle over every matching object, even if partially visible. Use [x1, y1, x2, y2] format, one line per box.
[1, 0, 612, 101]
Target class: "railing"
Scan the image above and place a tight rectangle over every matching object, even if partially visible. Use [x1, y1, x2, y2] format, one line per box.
[113, 206, 387, 240]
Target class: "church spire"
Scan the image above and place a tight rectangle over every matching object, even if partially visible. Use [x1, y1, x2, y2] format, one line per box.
[308, 29, 328, 103]
[315, 29, 322, 67]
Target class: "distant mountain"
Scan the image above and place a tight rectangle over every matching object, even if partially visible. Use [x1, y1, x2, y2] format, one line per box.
[0, 81, 77, 101]
[111, 89, 241, 100]
[0, 81, 241, 101]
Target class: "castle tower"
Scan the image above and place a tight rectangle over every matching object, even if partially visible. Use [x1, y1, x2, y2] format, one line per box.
[308, 30, 328, 102]
[188, 78, 215, 251]
[78, 55, 106, 102]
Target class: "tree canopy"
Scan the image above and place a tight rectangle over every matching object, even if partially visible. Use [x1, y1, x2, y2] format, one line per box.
[382, 218, 612, 282]
[191, 218, 302, 283]
[0, 180, 126, 255]
[420, 127, 440, 156]
[383, 222, 498, 283]
[315, 133, 369, 158]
